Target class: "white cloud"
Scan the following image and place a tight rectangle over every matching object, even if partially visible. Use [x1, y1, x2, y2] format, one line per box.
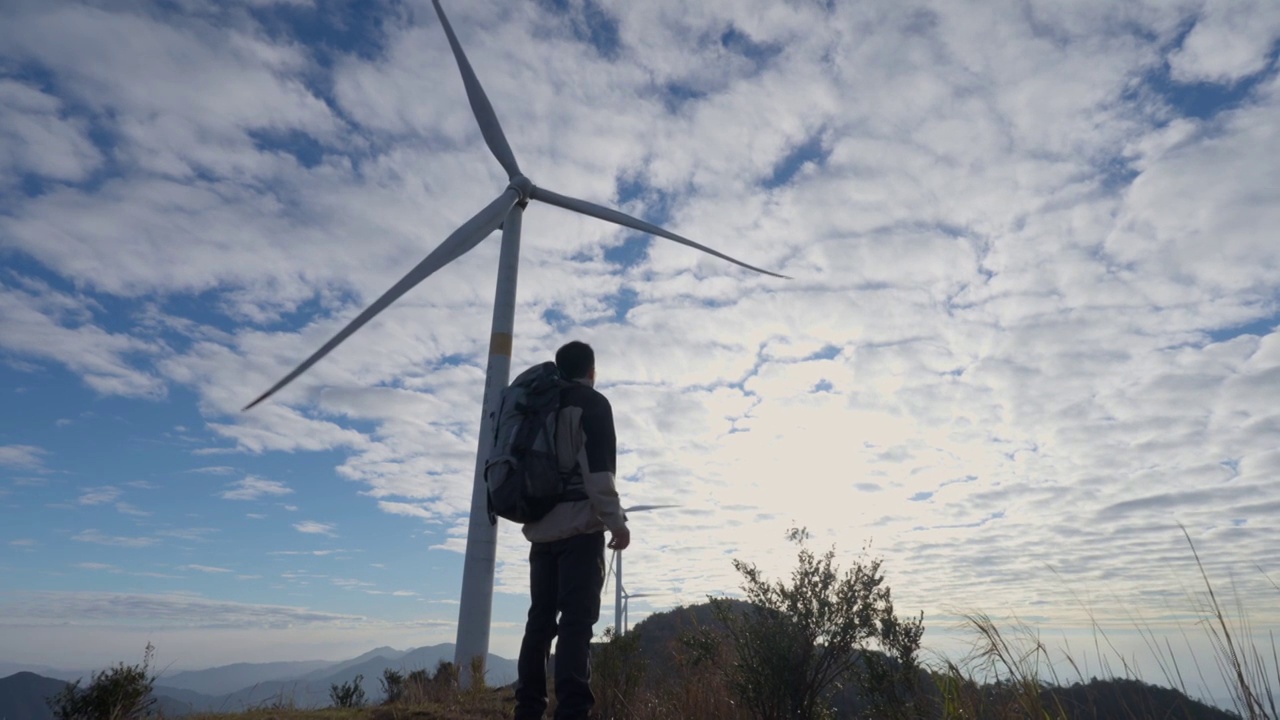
[293, 521, 336, 536]
[270, 549, 350, 556]
[0, 3, 336, 191]
[220, 475, 293, 501]
[0, 445, 46, 469]
[376, 501, 434, 520]
[187, 466, 237, 475]
[0, 79, 103, 184]
[72, 530, 156, 548]
[116, 502, 152, 517]
[0, 281, 166, 398]
[0, 591, 369, 629]
[330, 578, 373, 588]
[181, 564, 233, 574]
[156, 527, 219, 542]
[78, 486, 121, 506]
[1166, 0, 1280, 83]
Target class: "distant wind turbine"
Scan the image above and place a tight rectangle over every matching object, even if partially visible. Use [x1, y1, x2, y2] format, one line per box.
[622, 589, 654, 636]
[609, 504, 677, 636]
[242, 1, 785, 684]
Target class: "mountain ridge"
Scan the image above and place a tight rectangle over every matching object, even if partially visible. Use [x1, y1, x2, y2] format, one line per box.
[0, 644, 516, 719]
[158, 658, 338, 696]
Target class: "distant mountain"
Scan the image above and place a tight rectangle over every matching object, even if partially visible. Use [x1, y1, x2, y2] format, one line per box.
[3, 645, 518, 716]
[0, 672, 69, 720]
[0, 671, 201, 720]
[187, 646, 516, 710]
[1044, 678, 1237, 720]
[157, 658, 336, 696]
[0, 664, 92, 684]
[295, 645, 407, 682]
[147, 685, 223, 715]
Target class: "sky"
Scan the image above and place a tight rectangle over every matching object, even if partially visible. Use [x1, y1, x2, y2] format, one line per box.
[1, 0, 1279, 705]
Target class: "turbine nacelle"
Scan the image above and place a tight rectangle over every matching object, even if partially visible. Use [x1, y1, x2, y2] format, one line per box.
[509, 175, 535, 203]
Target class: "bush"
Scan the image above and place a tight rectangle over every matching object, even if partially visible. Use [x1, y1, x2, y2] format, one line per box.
[397, 660, 460, 705]
[467, 655, 487, 692]
[329, 673, 366, 708]
[695, 528, 924, 720]
[49, 643, 157, 720]
[380, 668, 405, 705]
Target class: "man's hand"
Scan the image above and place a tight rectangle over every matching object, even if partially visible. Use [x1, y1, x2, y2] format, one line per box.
[607, 526, 631, 551]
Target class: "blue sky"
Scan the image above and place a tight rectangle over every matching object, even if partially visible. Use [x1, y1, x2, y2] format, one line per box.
[2, 0, 1280, 706]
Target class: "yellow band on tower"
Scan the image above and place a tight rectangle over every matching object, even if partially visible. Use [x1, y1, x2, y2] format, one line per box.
[489, 332, 513, 357]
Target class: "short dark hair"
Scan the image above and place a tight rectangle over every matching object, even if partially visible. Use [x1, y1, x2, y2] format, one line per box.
[555, 341, 595, 380]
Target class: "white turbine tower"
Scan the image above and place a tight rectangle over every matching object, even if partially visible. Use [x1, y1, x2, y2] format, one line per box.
[242, 2, 785, 684]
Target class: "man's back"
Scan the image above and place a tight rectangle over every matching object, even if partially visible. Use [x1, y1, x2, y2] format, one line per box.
[521, 380, 623, 543]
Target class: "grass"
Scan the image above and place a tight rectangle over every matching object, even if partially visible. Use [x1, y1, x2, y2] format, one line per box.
[182, 689, 514, 720]
[924, 526, 1278, 720]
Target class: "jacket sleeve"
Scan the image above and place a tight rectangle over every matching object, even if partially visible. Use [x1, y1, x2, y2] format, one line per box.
[580, 392, 626, 532]
[583, 469, 627, 533]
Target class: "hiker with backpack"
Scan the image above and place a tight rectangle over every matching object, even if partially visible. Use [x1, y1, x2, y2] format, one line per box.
[486, 341, 629, 720]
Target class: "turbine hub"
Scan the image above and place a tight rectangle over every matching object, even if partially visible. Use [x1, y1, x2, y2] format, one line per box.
[509, 175, 534, 202]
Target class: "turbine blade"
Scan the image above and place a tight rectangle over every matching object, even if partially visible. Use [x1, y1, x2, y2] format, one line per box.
[243, 189, 519, 411]
[432, 0, 522, 180]
[530, 186, 789, 279]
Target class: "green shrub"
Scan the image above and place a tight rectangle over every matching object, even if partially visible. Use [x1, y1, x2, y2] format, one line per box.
[694, 528, 924, 720]
[328, 673, 366, 708]
[48, 643, 157, 720]
[380, 668, 405, 705]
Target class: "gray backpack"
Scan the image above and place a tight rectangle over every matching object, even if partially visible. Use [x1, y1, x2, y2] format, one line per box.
[485, 362, 578, 524]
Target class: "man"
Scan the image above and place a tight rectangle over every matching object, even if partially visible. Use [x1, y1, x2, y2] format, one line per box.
[513, 340, 630, 720]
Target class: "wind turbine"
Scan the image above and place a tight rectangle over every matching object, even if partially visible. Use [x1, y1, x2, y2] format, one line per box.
[622, 589, 654, 636]
[608, 504, 676, 637]
[241, 1, 784, 683]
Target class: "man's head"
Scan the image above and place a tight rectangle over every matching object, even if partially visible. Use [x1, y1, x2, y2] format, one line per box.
[555, 341, 595, 386]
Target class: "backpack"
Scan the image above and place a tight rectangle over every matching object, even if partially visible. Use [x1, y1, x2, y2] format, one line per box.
[485, 361, 580, 524]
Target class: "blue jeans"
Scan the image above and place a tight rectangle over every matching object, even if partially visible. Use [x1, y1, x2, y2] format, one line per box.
[513, 531, 606, 720]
